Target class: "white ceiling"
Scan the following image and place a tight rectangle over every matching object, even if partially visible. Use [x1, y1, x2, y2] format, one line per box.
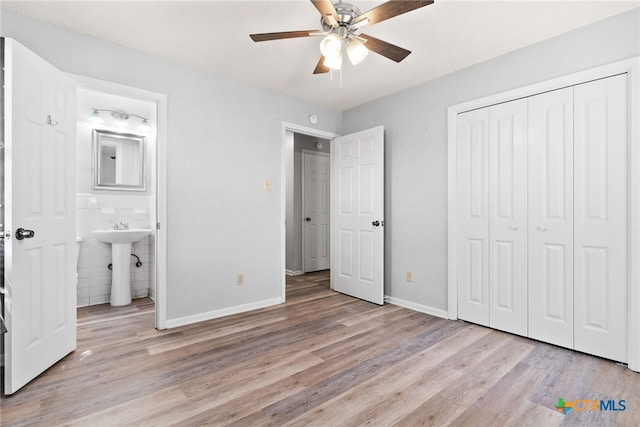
[2, 0, 638, 110]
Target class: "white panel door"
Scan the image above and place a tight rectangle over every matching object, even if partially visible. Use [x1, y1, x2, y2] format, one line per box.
[456, 108, 490, 326]
[528, 87, 574, 349]
[574, 74, 628, 362]
[303, 151, 330, 272]
[3, 39, 77, 394]
[488, 99, 528, 336]
[331, 126, 384, 305]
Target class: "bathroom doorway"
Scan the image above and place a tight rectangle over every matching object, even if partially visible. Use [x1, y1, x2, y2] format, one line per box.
[74, 75, 167, 329]
[282, 123, 337, 300]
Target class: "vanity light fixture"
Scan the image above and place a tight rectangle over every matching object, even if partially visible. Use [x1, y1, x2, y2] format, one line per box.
[139, 119, 152, 132]
[88, 109, 104, 124]
[89, 108, 152, 131]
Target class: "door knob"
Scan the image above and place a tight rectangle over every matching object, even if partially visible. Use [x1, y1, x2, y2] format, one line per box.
[305, 217, 311, 222]
[15, 228, 35, 240]
[509, 225, 518, 231]
[536, 225, 547, 232]
[372, 220, 380, 227]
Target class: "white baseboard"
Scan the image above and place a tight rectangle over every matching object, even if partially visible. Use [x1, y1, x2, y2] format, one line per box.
[285, 269, 305, 276]
[384, 295, 448, 319]
[165, 297, 282, 329]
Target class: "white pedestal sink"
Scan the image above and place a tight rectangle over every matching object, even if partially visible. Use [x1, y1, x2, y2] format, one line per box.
[92, 229, 151, 306]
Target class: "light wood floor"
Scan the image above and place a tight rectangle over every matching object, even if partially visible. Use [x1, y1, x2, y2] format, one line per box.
[1, 271, 639, 426]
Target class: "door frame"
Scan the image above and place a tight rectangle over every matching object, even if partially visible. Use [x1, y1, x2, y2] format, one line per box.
[301, 149, 330, 273]
[447, 57, 640, 371]
[281, 122, 338, 302]
[72, 74, 168, 329]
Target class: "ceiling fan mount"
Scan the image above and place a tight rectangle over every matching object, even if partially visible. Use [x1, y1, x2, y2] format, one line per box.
[319, 2, 361, 32]
[250, 0, 434, 74]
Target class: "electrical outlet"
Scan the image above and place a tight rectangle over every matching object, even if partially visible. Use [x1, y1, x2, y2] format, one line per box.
[406, 271, 414, 283]
[264, 179, 271, 191]
[236, 273, 244, 285]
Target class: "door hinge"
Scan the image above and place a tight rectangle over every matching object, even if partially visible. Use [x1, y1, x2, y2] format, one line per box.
[156, 222, 161, 230]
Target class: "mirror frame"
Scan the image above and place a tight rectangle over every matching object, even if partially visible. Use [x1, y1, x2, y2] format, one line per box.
[92, 129, 146, 191]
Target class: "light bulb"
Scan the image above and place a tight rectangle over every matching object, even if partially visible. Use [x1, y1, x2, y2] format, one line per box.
[139, 119, 152, 132]
[320, 33, 342, 58]
[323, 52, 343, 70]
[88, 109, 103, 124]
[346, 38, 369, 65]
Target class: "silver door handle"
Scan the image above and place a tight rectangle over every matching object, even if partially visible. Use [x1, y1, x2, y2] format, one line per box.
[509, 225, 518, 231]
[536, 226, 547, 232]
[15, 228, 35, 240]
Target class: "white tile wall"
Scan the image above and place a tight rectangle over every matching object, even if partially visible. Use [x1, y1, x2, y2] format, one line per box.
[76, 193, 155, 307]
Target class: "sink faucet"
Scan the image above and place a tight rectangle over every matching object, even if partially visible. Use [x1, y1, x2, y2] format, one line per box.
[111, 221, 129, 230]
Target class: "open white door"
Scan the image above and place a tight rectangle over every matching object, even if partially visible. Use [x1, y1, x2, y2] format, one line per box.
[3, 38, 77, 394]
[331, 126, 384, 305]
[303, 151, 330, 272]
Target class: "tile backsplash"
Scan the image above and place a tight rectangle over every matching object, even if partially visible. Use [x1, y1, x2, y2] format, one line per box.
[76, 193, 155, 307]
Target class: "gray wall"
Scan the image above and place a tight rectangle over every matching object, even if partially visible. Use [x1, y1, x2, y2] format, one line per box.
[0, 11, 342, 322]
[342, 8, 640, 312]
[285, 133, 329, 274]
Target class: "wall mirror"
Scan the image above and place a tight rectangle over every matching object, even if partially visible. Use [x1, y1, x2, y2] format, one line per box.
[93, 129, 146, 191]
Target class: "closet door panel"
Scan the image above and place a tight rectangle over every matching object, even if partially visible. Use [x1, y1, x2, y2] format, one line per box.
[574, 74, 627, 362]
[489, 99, 528, 336]
[457, 108, 490, 326]
[528, 87, 574, 348]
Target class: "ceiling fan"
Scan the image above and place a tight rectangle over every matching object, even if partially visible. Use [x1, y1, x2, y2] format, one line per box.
[250, 0, 434, 74]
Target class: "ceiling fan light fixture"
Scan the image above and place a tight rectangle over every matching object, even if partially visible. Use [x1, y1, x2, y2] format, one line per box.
[320, 32, 342, 58]
[346, 38, 369, 65]
[323, 52, 343, 70]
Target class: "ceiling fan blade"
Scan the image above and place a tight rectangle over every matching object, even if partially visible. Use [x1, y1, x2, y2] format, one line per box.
[313, 56, 331, 74]
[360, 33, 411, 63]
[250, 30, 317, 42]
[311, 0, 340, 27]
[354, 0, 433, 27]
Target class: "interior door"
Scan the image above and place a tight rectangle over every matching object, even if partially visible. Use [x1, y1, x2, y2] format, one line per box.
[456, 108, 490, 326]
[303, 151, 330, 272]
[573, 74, 628, 362]
[488, 99, 528, 336]
[528, 87, 574, 349]
[3, 38, 77, 394]
[331, 126, 384, 304]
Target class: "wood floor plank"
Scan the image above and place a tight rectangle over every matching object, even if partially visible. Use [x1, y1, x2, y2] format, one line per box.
[392, 337, 535, 426]
[2, 270, 638, 427]
[284, 325, 494, 426]
[145, 314, 288, 355]
[233, 318, 464, 426]
[503, 399, 564, 427]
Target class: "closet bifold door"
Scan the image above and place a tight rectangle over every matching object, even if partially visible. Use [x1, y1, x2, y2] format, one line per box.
[488, 99, 528, 336]
[573, 74, 628, 363]
[456, 108, 490, 326]
[528, 87, 574, 349]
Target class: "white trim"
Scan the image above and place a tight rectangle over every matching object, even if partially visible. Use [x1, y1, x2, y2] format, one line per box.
[285, 269, 305, 276]
[301, 149, 330, 274]
[447, 56, 640, 371]
[70, 73, 169, 330]
[165, 297, 282, 329]
[281, 122, 339, 303]
[384, 296, 448, 320]
[627, 58, 640, 372]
